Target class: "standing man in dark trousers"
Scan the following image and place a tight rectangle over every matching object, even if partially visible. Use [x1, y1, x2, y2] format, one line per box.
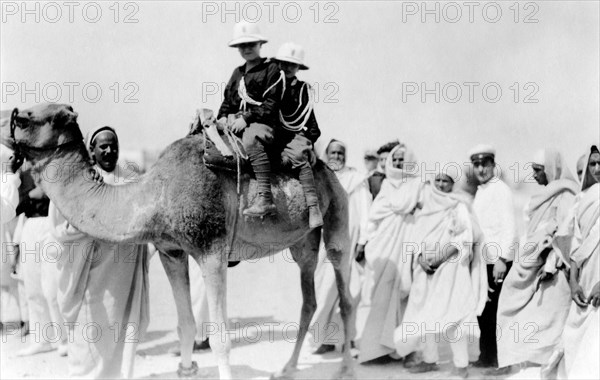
[469, 144, 516, 376]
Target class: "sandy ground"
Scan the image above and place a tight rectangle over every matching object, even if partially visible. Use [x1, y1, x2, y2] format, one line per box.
[0, 253, 541, 380]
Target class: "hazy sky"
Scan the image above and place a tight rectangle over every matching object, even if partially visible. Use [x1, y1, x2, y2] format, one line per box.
[1, 1, 598, 179]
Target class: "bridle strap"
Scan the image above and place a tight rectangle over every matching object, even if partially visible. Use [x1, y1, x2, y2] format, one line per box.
[10, 108, 20, 155]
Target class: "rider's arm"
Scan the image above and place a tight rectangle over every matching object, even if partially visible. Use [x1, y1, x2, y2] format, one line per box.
[217, 69, 239, 120]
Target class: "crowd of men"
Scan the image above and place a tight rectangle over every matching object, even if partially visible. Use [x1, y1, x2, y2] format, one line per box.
[300, 138, 599, 379]
[1, 20, 599, 380]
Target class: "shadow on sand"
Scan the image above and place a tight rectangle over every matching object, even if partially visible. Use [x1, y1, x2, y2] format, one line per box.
[139, 364, 272, 379]
[138, 315, 310, 357]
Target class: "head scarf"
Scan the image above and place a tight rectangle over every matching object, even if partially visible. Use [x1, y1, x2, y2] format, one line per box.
[437, 162, 462, 184]
[322, 139, 345, 161]
[384, 144, 418, 188]
[532, 148, 577, 184]
[528, 148, 580, 213]
[322, 138, 366, 194]
[581, 145, 600, 192]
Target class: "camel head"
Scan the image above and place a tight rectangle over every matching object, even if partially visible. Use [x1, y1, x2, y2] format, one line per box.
[9, 103, 84, 158]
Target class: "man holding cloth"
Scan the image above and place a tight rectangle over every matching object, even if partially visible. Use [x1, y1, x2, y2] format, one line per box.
[469, 144, 516, 375]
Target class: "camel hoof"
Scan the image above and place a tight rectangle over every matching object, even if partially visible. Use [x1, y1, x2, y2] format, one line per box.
[333, 365, 356, 380]
[177, 361, 199, 378]
[270, 366, 297, 380]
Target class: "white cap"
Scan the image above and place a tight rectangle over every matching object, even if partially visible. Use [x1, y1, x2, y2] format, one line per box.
[228, 21, 268, 47]
[275, 42, 309, 70]
[438, 165, 460, 183]
[468, 144, 496, 162]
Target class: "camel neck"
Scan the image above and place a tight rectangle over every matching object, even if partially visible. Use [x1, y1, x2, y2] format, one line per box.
[30, 143, 152, 243]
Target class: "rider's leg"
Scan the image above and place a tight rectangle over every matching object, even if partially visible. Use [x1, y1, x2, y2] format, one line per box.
[242, 123, 276, 217]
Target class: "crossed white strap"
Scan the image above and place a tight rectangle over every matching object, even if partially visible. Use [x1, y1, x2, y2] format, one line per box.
[237, 70, 286, 112]
[279, 82, 314, 132]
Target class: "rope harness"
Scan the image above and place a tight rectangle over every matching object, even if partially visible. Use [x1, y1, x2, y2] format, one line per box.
[237, 72, 314, 132]
[237, 70, 286, 112]
[279, 82, 315, 132]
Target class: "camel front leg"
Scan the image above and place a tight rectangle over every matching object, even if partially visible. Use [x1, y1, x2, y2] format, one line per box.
[272, 229, 321, 379]
[196, 248, 232, 380]
[158, 250, 198, 377]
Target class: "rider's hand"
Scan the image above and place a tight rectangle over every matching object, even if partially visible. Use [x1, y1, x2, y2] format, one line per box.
[216, 117, 227, 128]
[230, 117, 247, 134]
[7, 152, 24, 173]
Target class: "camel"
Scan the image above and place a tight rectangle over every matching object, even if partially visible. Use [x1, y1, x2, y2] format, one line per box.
[2, 103, 355, 379]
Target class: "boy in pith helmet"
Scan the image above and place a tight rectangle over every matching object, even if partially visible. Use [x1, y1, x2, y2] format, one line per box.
[217, 21, 285, 218]
[273, 42, 323, 228]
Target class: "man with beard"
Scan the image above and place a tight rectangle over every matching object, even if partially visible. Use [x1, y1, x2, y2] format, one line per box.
[309, 139, 371, 354]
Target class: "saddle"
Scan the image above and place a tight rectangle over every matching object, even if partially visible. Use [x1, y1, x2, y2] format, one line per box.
[188, 109, 315, 175]
[188, 109, 249, 173]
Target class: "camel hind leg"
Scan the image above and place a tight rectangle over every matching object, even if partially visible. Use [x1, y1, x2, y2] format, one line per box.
[158, 249, 198, 377]
[322, 203, 356, 380]
[272, 228, 321, 379]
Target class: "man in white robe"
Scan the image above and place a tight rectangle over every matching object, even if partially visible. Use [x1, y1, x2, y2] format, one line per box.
[497, 149, 578, 370]
[309, 139, 371, 354]
[553, 146, 600, 379]
[357, 145, 423, 364]
[1, 145, 24, 328]
[48, 127, 150, 378]
[394, 181, 487, 378]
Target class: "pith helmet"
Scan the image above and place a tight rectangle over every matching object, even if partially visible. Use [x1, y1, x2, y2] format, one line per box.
[275, 42, 309, 70]
[228, 21, 268, 47]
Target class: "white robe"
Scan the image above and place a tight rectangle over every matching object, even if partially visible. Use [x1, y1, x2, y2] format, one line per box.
[394, 185, 487, 357]
[357, 176, 423, 363]
[1, 172, 22, 323]
[497, 181, 577, 367]
[560, 183, 600, 379]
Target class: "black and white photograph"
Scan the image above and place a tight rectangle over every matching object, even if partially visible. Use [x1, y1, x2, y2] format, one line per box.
[1, 1, 598, 379]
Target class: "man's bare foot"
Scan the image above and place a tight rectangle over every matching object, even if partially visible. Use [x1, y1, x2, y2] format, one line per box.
[16, 344, 55, 357]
